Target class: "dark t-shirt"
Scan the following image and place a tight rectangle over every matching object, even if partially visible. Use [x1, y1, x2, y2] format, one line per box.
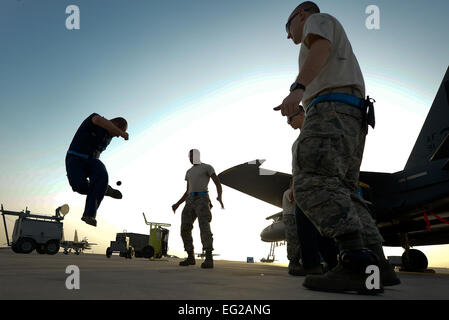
[68, 113, 112, 159]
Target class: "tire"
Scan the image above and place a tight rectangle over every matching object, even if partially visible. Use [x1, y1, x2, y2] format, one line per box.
[16, 238, 36, 254]
[11, 242, 21, 253]
[36, 244, 47, 254]
[127, 247, 134, 259]
[46, 240, 60, 255]
[402, 249, 428, 271]
[106, 247, 112, 258]
[142, 245, 154, 259]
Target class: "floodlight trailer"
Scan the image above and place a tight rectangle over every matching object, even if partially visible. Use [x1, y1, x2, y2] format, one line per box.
[1, 204, 68, 255]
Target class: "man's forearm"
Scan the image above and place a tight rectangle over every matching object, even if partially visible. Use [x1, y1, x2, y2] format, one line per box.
[176, 192, 188, 206]
[94, 116, 124, 137]
[296, 39, 331, 86]
[215, 182, 222, 198]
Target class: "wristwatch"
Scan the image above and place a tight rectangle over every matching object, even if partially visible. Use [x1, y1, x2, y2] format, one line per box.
[290, 82, 306, 92]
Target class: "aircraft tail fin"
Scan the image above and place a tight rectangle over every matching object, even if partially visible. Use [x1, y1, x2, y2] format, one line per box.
[74, 230, 79, 242]
[405, 66, 449, 170]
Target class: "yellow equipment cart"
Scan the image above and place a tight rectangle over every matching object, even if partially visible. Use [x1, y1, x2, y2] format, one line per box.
[141, 212, 171, 259]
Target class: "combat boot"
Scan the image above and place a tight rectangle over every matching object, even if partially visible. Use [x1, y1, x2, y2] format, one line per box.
[367, 243, 401, 286]
[105, 185, 123, 199]
[289, 262, 323, 276]
[179, 252, 196, 266]
[288, 260, 302, 275]
[81, 215, 97, 227]
[201, 251, 214, 269]
[303, 249, 384, 295]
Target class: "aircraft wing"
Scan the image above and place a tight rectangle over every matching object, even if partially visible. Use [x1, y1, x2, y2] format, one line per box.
[218, 160, 291, 208]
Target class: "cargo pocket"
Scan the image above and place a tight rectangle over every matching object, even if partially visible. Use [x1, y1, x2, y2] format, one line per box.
[297, 133, 344, 177]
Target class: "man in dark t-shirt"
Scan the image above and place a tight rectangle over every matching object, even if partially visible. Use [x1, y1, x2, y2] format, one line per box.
[66, 113, 128, 227]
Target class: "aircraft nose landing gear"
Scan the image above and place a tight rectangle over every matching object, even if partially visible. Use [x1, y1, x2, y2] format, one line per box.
[400, 233, 429, 272]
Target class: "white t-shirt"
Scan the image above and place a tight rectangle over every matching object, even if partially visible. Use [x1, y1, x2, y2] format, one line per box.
[299, 13, 365, 107]
[185, 163, 216, 193]
[282, 189, 296, 216]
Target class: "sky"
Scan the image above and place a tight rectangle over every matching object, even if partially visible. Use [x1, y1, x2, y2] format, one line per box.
[1, 0, 449, 267]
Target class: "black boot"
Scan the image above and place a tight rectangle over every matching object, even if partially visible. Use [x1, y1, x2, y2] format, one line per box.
[367, 243, 401, 286]
[201, 251, 214, 269]
[179, 252, 195, 266]
[303, 249, 384, 295]
[289, 262, 323, 276]
[81, 215, 97, 227]
[105, 185, 122, 199]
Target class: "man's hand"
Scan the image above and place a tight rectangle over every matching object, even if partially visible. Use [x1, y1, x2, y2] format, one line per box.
[217, 196, 224, 209]
[121, 131, 129, 141]
[172, 203, 179, 213]
[274, 89, 304, 117]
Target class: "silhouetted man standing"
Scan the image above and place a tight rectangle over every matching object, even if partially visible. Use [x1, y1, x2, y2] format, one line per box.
[275, 2, 399, 294]
[172, 149, 224, 268]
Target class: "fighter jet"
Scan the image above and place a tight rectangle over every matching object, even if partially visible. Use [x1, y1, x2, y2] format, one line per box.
[218, 66, 449, 272]
[60, 230, 97, 255]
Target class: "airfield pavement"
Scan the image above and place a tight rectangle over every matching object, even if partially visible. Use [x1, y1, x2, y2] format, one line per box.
[0, 249, 448, 301]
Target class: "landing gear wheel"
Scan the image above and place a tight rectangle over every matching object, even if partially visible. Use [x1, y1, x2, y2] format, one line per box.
[106, 247, 112, 258]
[142, 246, 154, 259]
[46, 240, 60, 255]
[402, 249, 428, 271]
[16, 238, 36, 254]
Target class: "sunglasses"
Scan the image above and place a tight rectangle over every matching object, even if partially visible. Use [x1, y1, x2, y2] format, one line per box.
[285, 11, 300, 34]
[285, 8, 311, 34]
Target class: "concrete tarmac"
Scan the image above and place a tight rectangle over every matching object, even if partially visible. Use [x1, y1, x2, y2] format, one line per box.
[0, 249, 448, 300]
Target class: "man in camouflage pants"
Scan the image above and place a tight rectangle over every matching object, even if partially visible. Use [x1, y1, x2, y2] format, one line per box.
[275, 2, 400, 294]
[172, 149, 224, 269]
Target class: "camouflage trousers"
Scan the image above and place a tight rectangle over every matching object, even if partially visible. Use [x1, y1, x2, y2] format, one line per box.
[181, 195, 214, 252]
[292, 100, 384, 246]
[283, 214, 301, 262]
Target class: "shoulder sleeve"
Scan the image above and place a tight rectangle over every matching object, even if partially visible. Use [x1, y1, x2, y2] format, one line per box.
[89, 113, 100, 119]
[88, 113, 101, 124]
[207, 164, 215, 177]
[303, 14, 334, 48]
[185, 170, 189, 181]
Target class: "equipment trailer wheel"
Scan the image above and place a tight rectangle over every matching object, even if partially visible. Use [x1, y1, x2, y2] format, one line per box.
[142, 245, 154, 259]
[36, 244, 47, 254]
[127, 247, 134, 259]
[402, 249, 428, 271]
[11, 242, 21, 253]
[106, 247, 112, 258]
[46, 240, 60, 255]
[16, 238, 36, 254]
